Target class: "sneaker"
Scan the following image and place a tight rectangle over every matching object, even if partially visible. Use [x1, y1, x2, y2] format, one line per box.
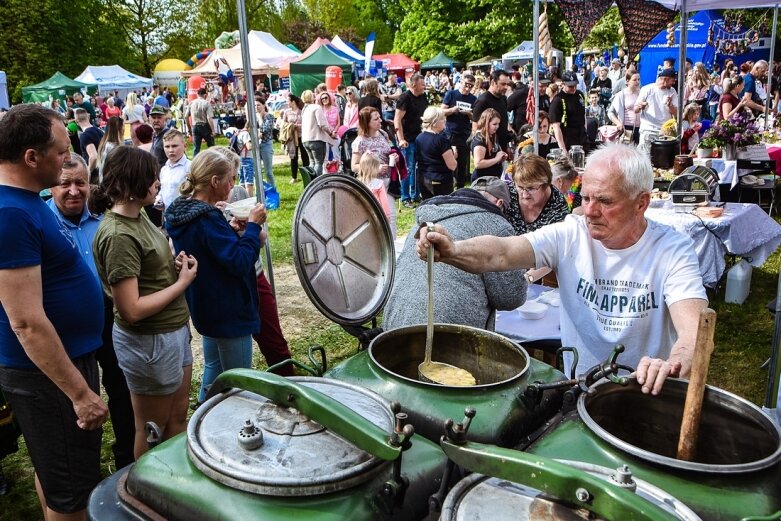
[289, 178, 298, 184]
[402, 200, 415, 209]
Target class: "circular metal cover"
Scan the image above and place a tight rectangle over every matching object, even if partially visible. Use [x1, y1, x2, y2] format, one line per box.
[187, 377, 395, 496]
[441, 463, 700, 520]
[292, 174, 395, 326]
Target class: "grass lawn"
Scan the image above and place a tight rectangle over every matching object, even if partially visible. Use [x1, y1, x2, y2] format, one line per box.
[1, 143, 779, 520]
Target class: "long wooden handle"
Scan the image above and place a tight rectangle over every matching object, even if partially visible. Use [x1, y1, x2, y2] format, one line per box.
[676, 307, 717, 461]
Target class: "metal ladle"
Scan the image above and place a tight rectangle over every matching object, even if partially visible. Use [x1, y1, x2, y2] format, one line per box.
[418, 223, 477, 386]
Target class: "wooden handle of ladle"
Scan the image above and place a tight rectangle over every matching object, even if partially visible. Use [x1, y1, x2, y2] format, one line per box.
[676, 307, 717, 461]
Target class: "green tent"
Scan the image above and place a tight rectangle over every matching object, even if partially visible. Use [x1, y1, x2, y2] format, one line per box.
[22, 71, 97, 103]
[289, 46, 352, 96]
[420, 51, 463, 71]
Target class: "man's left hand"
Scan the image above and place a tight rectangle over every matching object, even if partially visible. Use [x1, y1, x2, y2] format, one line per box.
[635, 356, 682, 395]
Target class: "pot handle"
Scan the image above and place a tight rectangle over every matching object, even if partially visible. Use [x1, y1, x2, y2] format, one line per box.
[441, 438, 681, 521]
[208, 369, 404, 461]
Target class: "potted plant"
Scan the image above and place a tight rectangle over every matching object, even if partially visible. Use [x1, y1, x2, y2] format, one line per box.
[697, 135, 718, 158]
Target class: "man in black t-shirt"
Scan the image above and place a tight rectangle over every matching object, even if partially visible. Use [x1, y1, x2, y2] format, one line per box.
[506, 80, 529, 134]
[74, 108, 103, 176]
[394, 74, 429, 206]
[549, 72, 586, 155]
[472, 70, 512, 154]
[442, 74, 477, 188]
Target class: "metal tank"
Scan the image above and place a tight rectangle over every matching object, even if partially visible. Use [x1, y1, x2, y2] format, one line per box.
[87, 371, 447, 521]
[523, 377, 781, 520]
[292, 174, 567, 447]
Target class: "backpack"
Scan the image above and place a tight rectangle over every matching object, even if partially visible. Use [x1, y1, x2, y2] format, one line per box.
[230, 130, 251, 156]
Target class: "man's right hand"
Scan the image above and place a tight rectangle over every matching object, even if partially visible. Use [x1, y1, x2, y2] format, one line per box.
[73, 390, 108, 430]
[415, 223, 456, 263]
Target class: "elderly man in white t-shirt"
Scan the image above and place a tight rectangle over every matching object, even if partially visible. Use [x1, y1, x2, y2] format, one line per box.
[635, 68, 679, 153]
[416, 143, 707, 395]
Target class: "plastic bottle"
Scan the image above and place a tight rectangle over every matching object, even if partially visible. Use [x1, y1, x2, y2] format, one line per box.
[725, 260, 752, 304]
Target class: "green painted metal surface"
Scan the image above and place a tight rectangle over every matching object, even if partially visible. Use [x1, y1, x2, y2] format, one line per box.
[441, 439, 681, 521]
[527, 414, 781, 520]
[125, 432, 446, 521]
[325, 350, 566, 446]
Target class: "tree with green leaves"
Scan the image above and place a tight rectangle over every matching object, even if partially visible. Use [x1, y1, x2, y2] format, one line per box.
[0, 0, 135, 103]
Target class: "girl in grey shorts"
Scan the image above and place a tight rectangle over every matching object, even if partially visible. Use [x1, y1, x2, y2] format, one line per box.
[92, 146, 198, 459]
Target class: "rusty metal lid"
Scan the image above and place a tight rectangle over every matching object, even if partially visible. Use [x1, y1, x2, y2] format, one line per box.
[291, 174, 395, 326]
[187, 377, 395, 496]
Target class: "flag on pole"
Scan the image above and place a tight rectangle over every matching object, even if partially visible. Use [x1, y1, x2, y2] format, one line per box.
[364, 32, 376, 75]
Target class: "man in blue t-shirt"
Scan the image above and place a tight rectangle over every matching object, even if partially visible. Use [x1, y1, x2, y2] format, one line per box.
[442, 73, 477, 189]
[0, 105, 108, 520]
[741, 60, 768, 116]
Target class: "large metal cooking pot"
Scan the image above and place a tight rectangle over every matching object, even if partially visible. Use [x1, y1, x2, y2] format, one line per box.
[650, 136, 680, 169]
[87, 372, 446, 521]
[291, 174, 567, 447]
[525, 378, 781, 520]
[325, 324, 566, 446]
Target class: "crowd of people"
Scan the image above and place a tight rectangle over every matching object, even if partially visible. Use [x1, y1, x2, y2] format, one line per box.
[0, 51, 780, 521]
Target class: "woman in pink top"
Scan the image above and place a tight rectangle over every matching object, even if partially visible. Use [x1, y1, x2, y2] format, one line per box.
[608, 71, 640, 145]
[343, 86, 360, 129]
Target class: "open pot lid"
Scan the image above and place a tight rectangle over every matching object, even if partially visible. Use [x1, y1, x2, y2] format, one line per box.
[292, 174, 395, 326]
[187, 377, 395, 496]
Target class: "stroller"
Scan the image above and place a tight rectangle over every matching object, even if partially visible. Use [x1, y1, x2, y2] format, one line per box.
[339, 127, 359, 176]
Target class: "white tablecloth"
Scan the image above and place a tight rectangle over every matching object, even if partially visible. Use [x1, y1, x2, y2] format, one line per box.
[712, 159, 738, 188]
[645, 202, 781, 287]
[495, 285, 561, 343]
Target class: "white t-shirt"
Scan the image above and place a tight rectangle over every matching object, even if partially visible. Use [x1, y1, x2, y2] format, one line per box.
[637, 83, 678, 132]
[526, 215, 706, 374]
[159, 155, 191, 208]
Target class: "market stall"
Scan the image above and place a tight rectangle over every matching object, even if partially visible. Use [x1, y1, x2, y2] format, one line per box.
[21, 71, 96, 103]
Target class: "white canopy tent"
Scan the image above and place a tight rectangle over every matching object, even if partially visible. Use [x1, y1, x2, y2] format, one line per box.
[237, 30, 300, 69]
[502, 40, 563, 69]
[181, 47, 273, 77]
[331, 35, 365, 62]
[74, 65, 152, 98]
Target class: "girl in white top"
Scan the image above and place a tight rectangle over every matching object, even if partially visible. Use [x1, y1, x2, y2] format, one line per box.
[358, 152, 392, 225]
[608, 72, 640, 144]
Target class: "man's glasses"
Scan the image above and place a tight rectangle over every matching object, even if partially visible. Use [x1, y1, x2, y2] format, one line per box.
[515, 184, 545, 194]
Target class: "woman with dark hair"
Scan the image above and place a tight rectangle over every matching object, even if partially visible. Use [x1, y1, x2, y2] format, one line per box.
[718, 76, 747, 121]
[97, 116, 125, 182]
[470, 108, 506, 180]
[280, 94, 308, 183]
[92, 146, 197, 459]
[164, 147, 266, 405]
[358, 78, 383, 115]
[351, 107, 397, 234]
[135, 124, 154, 152]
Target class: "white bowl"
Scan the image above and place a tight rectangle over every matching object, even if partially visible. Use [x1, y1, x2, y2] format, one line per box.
[518, 301, 548, 320]
[225, 197, 257, 219]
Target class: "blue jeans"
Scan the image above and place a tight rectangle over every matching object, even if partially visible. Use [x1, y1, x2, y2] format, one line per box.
[401, 140, 419, 202]
[199, 335, 253, 402]
[259, 140, 275, 188]
[239, 157, 254, 186]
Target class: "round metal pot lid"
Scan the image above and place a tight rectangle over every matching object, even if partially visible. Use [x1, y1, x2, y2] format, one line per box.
[441, 463, 700, 521]
[292, 174, 395, 326]
[577, 378, 781, 474]
[187, 377, 395, 496]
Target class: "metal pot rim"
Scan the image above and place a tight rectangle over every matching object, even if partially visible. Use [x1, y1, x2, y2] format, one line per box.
[577, 377, 781, 474]
[369, 323, 530, 389]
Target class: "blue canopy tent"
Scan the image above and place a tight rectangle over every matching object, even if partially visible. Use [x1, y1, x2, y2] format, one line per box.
[639, 9, 771, 86]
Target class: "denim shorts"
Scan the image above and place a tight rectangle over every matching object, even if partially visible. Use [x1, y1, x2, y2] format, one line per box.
[0, 353, 102, 513]
[112, 323, 192, 395]
[239, 157, 255, 185]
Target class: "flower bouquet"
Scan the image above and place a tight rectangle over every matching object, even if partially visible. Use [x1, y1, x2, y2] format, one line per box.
[701, 113, 761, 158]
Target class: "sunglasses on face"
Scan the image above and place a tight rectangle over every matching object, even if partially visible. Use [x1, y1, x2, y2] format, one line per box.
[464, 83, 474, 88]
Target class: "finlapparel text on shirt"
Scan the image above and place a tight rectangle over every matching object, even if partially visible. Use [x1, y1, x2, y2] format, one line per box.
[576, 278, 659, 314]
